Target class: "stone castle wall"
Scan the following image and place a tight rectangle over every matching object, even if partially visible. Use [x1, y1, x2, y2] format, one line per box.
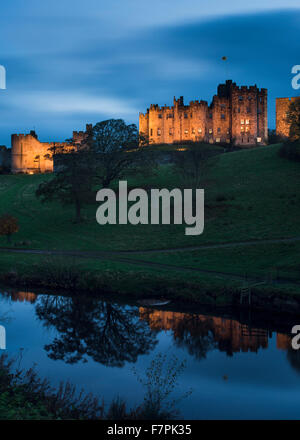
[139, 80, 268, 147]
[11, 124, 92, 174]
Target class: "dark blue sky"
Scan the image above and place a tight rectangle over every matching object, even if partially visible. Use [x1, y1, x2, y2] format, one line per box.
[0, 1, 299, 146]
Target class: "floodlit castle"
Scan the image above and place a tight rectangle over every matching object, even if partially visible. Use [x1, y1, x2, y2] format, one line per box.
[4, 83, 298, 175]
[139, 80, 268, 147]
[11, 124, 92, 174]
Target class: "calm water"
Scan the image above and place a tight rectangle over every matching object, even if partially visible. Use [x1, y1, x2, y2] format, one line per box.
[1, 288, 300, 419]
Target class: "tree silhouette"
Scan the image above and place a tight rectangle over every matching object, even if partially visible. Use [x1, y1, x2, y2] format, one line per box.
[35, 296, 158, 367]
[90, 119, 154, 188]
[170, 314, 217, 360]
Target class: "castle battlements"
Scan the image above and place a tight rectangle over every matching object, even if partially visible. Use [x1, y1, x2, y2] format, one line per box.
[11, 124, 92, 174]
[139, 80, 268, 146]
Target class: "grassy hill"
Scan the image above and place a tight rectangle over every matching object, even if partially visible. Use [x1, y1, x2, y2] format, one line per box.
[0, 143, 299, 303]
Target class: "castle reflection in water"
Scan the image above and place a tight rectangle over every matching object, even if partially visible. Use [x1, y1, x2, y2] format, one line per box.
[1, 290, 291, 355]
[139, 308, 291, 355]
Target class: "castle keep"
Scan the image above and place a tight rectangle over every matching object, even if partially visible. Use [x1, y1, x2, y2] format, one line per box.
[139, 80, 268, 146]
[11, 124, 92, 174]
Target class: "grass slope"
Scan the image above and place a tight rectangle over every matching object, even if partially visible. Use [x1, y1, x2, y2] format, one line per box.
[0, 143, 299, 299]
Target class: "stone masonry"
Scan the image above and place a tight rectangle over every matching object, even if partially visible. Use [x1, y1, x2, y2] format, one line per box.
[139, 80, 268, 147]
[11, 124, 92, 174]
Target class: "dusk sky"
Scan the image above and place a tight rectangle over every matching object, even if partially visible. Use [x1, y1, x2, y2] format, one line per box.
[0, 0, 299, 146]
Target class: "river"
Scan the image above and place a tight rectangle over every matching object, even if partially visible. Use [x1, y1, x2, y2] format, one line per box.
[0, 288, 300, 419]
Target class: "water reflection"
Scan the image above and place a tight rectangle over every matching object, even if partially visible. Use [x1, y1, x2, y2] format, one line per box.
[287, 349, 300, 375]
[35, 295, 158, 366]
[1, 288, 299, 419]
[1, 290, 37, 304]
[140, 308, 291, 356]
[1, 289, 293, 363]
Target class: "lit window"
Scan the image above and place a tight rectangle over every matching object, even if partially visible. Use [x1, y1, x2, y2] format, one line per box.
[216, 138, 220, 143]
[241, 119, 244, 124]
[192, 128, 195, 134]
[209, 129, 213, 134]
[198, 128, 202, 133]
[184, 129, 188, 134]
[246, 119, 250, 125]
[241, 126, 245, 132]
[245, 126, 249, 132]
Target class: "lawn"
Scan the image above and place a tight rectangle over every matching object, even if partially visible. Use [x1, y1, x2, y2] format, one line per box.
[0, 143, 299, 301]
[0, 143, 299, 252]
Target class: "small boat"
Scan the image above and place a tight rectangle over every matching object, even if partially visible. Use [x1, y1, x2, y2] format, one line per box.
[138, 299, 170, 306]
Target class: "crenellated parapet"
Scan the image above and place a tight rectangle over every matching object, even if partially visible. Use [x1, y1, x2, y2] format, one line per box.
[11, 124, 92, 174]
[139, 80, 268, 146]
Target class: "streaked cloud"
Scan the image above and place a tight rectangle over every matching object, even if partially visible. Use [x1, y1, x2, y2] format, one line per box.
[0, 2, 299, 145]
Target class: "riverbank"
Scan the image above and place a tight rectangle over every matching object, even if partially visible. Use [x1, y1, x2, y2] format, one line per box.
[0, 144, 299, 314]
[0, 352, 104, 420]
[0, 250, 299, 315]
[0, 347, 183, 420]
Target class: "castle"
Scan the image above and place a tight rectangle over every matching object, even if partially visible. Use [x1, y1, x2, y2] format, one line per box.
[139, 80, 268, 146]
[11, 124, 92, 174]
[4, 81, 298, 174]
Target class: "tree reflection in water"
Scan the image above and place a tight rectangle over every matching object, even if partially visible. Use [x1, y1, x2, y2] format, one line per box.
[35, 296, 158, 367]
[168, 315, 217, 359]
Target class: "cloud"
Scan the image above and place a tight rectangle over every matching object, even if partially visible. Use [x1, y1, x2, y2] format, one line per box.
[0, 6, 299, 145]
[9, 92, 138, 117]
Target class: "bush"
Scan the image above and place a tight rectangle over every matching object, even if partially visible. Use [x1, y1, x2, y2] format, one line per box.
[0, 352, 104, 419]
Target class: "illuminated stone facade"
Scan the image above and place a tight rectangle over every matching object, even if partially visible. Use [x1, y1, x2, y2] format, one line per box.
[139, 80, 268, 147]
[11, 124, 92, 174]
